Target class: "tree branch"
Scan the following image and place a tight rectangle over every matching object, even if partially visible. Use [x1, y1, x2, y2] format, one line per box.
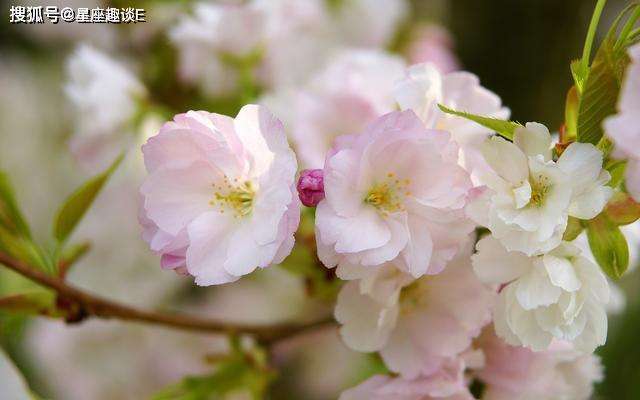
[0, 251, 333, 344]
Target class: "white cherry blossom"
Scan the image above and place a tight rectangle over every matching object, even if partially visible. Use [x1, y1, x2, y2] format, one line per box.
[467, 123, 612, 255]
[472, 236, 610, 353]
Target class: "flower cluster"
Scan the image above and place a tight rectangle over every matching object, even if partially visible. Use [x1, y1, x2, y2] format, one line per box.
[57, 1, 640, 397]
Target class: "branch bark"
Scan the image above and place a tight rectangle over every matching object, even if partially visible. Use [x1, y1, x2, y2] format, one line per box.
[0, 251, 333, 344]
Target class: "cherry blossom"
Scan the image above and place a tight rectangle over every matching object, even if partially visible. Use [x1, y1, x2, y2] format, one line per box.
[340, 358, 474, 400]
[65, 44, 146, 169]
[331, 0, 408, 48]
[473, 237, 609, 353]
[394, 63, 509, 182]
[288, 50, 405, 169]
[467, 123, 612, 255]
[169, 2, 264, 97]
[475, 327, 603, 400]
[140, 105, 300, 285]
[335, 244, 494, 378]
[407, 25, 460, 73]
[315, 110, 474, 277]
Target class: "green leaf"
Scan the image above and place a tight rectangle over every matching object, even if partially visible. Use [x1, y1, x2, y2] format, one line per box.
[563, 86, 580, 142]
[53, 154, 124, 244]
[586, 215, 629, 279]
[57, 241, 91, 278]
[0, 226, 53, 273]
[571, 60, 589, 94]
[562, 216, 584, 241]
[437, 104, 523, 140]
[605, 159, 626, 189]
[0, 268, 60, 318]
[604, 192, 640, 225]
[576, 4, 638, 145]
[577, 39, 628, 144]
[152, 355, 274, 400]
[0, 171, 31, 239]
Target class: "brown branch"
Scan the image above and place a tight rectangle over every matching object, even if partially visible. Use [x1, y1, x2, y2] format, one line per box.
[0, 251, 333, 344]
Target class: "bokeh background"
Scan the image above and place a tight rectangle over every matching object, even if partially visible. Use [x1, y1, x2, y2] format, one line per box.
[1, 0, 638, 399]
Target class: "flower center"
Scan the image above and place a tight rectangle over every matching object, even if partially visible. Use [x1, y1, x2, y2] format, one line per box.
[529, 174, 551, 207]
[210, 177, 255, 218]
[364, 173, 411, 216]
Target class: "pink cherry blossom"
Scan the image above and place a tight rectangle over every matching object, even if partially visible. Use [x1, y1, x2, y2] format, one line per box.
[334, 243, 494, 378]
[394, 63, 509, 184]
[407, 25, 460, 73]
[289, 50, 406, 169]
[604, 43, 640, 201]
[475, 327, 603, 400]
[340, 357, 474, 400]
[315, 109, 474, 278]
[139, 105, 300, 285]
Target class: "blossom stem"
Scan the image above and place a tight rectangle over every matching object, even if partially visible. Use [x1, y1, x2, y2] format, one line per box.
[0, 250, 334, 344]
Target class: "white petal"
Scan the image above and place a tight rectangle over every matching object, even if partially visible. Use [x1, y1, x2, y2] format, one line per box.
[335, 281, 398, 352]
[513, 122, 552, 161]
[315, 201, 391, 254]
[472, 236, 531, 285]
[186, 212, 240, 286]
[515, 264, 562, 310]
[567, 171, 613, 219]
[557, 142, 604, 195]
[481, 136, 529, 185]
[543, 253, 582, 292]
[513, 181, 532, 209]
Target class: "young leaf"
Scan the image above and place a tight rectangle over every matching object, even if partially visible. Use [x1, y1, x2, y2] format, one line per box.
[576, 4, 638, 144]
[604, 192, 640, 225]
[0, 171, 31, 239]
[57, 241, 91, 278]
[586, 215, 629, 279]
[571, 59, 589, 94]
[53, 154, 124, 244]
[576, 38, 628, 144]
[152, 357, 274, 400]
[0, 226, 54, 273]
[562, 86, 579, 142]
[438, 104, 522, 140]
[605, 159, 626, 188]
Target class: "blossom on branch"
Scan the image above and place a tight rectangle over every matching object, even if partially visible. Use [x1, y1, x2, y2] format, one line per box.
[394, 63, 509, 183]
[288, 50, 405, 169]
[467, 123, 612, 255]
[472, 237, 610, 353]
[65, 44, 146, 170]
[335, 244, 494, 378]
[139, 105, 300, 285]
[340, 357, 475, 400]
[315, 110, 474, 278]
[475, 327, 603, 400]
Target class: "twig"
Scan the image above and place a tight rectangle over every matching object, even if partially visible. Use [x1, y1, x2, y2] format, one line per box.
[0, 251, 333, 344]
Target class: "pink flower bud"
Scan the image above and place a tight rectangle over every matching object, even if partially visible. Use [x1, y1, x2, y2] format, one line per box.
[297, 169, 325, 207]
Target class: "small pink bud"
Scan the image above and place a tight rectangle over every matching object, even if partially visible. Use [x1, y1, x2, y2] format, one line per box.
[297, 169, 325, 207]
